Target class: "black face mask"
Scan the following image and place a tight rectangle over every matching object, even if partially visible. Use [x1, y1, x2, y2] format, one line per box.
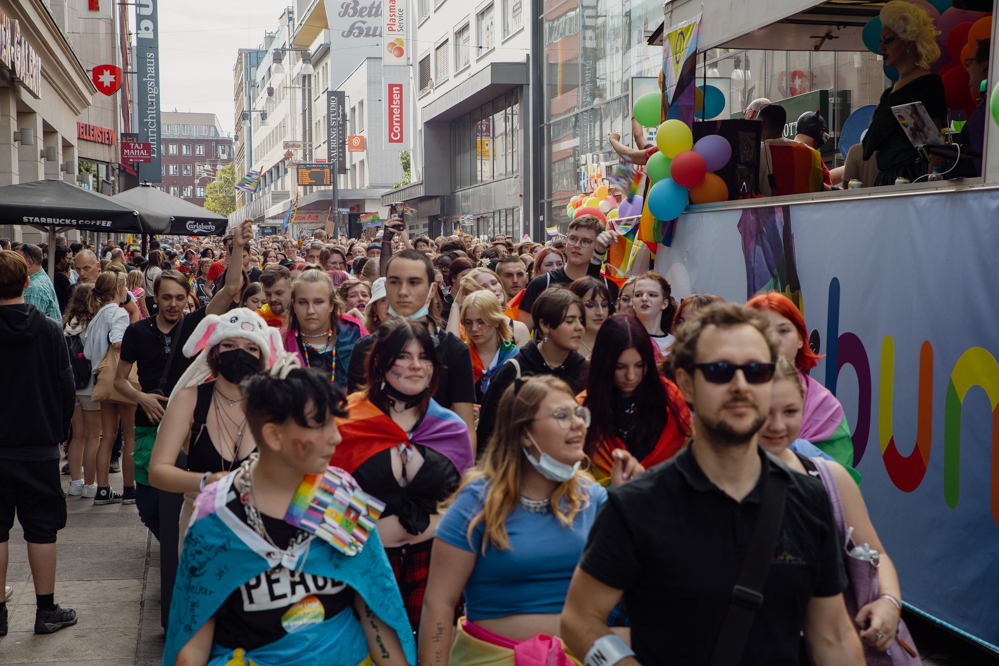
[216, 348, 261, 384]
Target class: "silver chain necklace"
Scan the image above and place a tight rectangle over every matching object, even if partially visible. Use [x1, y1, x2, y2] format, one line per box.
[237, 455, 310, 567]
[520, 496, 551, 514]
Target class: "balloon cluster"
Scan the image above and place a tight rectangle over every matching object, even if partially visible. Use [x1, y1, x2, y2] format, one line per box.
[565, 185, 621, 224]
[862, 1, 989, 117]
[644, 121, 732, 221]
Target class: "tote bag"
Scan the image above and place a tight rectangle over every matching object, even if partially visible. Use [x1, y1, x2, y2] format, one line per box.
[91, 344, 140, 405]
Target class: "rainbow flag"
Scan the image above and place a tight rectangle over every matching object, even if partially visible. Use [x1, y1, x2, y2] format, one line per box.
[767, 143, 823, 196]
[663, 14, 701, 124]
[360, 212, 380, 228]
[737, 205, 803, 312]
[281, 193, 299, 231]
[284, 466, 385, 556]
[235, 169, 260, 193]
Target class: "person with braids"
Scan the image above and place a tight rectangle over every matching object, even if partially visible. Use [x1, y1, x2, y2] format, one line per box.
[578, 315, 690, 487]
[333, 319, 474, 635]
[165, 360, 415, 666]
[420, 375, 619, 666]
[282, 270, 367, 392]
[631, 271, 677, 360]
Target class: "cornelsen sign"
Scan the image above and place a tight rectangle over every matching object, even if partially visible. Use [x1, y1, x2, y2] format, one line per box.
[382, 76, 409, 150]
[135, 0, 162, 183]
[78, 122, 117, 146]
[0, 8, 42, 98]
[121, 141, 152, 162]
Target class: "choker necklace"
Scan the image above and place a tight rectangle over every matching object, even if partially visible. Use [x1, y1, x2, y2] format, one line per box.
[381, 381, 428, 411]
[300, 329, 333, 338]
[520, 496, 551, 514]
[214, 386, 245, 407]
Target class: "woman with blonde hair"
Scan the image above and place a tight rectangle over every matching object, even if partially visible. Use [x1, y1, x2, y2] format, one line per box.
[861, 0, 946, 185]
[458, 290, 520, 405]
[125, 268, 149, 318]
[142, 249, 163, 315]
[83, 270, 137, 505]
[421, 375, 618, 665]
[63, 284, 101, 499]
[455, 267, 530, 346]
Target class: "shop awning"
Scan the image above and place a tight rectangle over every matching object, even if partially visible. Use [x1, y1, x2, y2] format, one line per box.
[113, 184, 228, 237]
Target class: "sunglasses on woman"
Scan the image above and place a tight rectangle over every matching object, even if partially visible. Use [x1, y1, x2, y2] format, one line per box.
[692, 362, 776, 384]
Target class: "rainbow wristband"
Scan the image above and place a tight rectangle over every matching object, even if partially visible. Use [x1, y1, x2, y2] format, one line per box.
[878, 594, 902, 612]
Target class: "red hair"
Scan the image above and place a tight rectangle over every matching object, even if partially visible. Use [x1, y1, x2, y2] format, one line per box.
[746, 292, 821, 371]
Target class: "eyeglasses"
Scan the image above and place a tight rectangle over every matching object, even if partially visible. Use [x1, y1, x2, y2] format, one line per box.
[692, 362, 776, 384]
[584, 300, 610, 310]
[565, 236, 594, 248]
[538, 405, 591, 430]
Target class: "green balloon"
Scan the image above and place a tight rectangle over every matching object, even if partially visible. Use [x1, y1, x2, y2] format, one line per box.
[991, 81, 999, 129]
[646, 151, 672, 183]
[633, 93, 663, 127]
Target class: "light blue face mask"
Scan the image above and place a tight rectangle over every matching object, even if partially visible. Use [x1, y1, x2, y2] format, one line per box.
[387, 284, 436, 321]
[522, 431, 580, 483]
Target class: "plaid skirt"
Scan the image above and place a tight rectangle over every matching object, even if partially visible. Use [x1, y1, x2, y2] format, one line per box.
[384, 539, 434, 633]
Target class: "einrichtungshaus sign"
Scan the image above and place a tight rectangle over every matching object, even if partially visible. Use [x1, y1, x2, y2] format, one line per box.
[135, 0, 161, 183]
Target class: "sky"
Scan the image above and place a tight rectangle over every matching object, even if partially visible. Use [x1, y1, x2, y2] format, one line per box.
[157, 0, 286, 135]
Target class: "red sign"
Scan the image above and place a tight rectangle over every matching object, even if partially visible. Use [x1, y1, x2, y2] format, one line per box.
[121, 141, 152, 163]
[77, 122, 116, 146]
[92, 64, 122, 95]
[387, 83, 403, 144]
[348, 135, 365, 152]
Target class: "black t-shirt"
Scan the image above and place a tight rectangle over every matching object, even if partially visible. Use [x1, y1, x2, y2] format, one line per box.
[213, 495, 354, 652]
[215, 265, 261, 293]
[580, 445, 846, 666]
[519, 263, 619, 317]
[119, 309, 208, 427]
[346, 322, 475, 408]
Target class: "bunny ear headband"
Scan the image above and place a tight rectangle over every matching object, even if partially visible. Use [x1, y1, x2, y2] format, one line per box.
[168, 308, 283, 406]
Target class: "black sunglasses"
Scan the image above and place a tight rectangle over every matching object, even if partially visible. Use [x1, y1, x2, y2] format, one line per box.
[693, 362, 776, 384]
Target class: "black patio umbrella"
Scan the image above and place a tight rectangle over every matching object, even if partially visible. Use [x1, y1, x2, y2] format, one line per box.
[0, 179, 172, 282]
[113, 183, 229, 237]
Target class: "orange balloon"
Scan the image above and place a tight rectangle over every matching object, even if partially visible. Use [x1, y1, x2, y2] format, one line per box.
[689, 173, 729, 205]
[969, 16, 993, 44]
[694, 87, 704, 115]
[658, 69, 664, 91]
[961, 42, 976, 69]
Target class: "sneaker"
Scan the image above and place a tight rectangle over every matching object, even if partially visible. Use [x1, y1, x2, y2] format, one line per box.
[0, 603, 6, 637]
[61, 462, 70, 475]
[121, 485, 136, 505]
[34, 604, 77, 634]
[93, 486, 122, 505]
[67, 480, 84, 497]
[81, 483, 98, 498]
[4, 585, 11, 601]
[109, 456, 121, 474]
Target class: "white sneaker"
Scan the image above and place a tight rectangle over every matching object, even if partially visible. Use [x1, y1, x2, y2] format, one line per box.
[67, 480, 84, 497]
[81, 483, 98, 498]
[4, 585, 10, 601]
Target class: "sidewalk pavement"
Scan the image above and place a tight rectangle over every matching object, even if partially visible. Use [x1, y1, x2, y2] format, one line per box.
[0, 469, 165, 665]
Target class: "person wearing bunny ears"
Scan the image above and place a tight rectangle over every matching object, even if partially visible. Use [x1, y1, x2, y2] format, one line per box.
[148, 307, 284, 554]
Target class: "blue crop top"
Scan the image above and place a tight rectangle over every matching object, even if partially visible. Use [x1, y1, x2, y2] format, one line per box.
[435, 477, 607, 620]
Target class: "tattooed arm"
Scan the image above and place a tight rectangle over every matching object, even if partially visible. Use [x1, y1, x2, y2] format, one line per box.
[354, 595, 408, 666]
[418, 538, 478, 666]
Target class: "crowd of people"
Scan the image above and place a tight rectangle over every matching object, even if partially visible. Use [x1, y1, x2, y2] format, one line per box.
[0, 212, 917, 666]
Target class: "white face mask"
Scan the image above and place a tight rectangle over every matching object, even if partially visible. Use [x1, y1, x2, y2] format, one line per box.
[388, 283, 435, 321]
[522, 431, 580, 483]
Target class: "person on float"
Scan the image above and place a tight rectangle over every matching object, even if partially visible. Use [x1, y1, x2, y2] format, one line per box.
[631, 271, 677, 360]
[747, 291, 861, 484]
[759, 356, 909, 661]
[861, 0, 946, 185]
[165, 361, 415, 666]
[148, 308, 281, 550]
[421, 375, 625, 666]
[333, 319, 474, 635]
[456, 290, 520, 406]
[477, 288, 588, 448]
[282, 269, 367, 393]
[578, 314, 691, 487]
[568, 276, 615, 360]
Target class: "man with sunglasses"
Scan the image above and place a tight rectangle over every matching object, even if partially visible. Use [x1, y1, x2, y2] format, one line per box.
[518, 215, 619, 331]
[562, 302, 863, 666]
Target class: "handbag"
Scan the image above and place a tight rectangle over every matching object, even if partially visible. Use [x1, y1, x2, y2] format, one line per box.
[91, 343, 140, 405]
[811, 457, 921, 666]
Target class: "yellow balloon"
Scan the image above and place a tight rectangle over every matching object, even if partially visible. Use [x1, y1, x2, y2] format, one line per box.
[655, 119, 694, 159]
[584, 196, 600, 208]
[607, 209, 620, 219]
[594, 185, 609, 200]
[694, 88, 704, 115]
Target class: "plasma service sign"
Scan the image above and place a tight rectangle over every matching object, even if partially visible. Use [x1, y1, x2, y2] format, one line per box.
[383, 0, 407, 65]
[382, 76, 409, 150]
[327, 91, 346, 175]
[653, 189, 999, 650]
[135, 0, 161, 183]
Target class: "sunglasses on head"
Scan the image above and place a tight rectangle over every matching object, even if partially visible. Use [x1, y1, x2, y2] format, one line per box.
[692, 362, 776, 384]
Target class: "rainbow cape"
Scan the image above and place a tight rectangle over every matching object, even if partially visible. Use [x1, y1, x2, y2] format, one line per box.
[333, 394, 473, 476]
[800, 373, 861, 486]
[503, 289, 525, 322]
[469, 339, 519, 394]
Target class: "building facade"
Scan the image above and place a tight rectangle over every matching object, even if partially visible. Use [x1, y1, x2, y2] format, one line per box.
[159, 112, 233, 207]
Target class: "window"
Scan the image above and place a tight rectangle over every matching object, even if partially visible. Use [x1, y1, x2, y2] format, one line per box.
[201, 125, 209, 136]
[455, 24, 470, 71]
[418, 0, 430, 20]
[161, 164, 166, 176]
[350, 106, 356, 135]
[502, 0, 523, 38]
[419, 55, 432, 94]
[435, 40, 449, 82]
[182, 164, 192, 176]
[169, 164, 179, 175]
[358, 160, 366, 187]
[172, 124, 181, 135]
[477, 4, 495, 53]
[157, 186, 165, 192]
[357, 101, 364, 131]
[196, 186, 206, 198]
[183, 125, 190, 135]
[183, 186, 193, 198]
[210, 126, 217, 137]
[219, 145, 227, 158]
[170, 186, 179, 197]
[182, 144, 192, 156]
[196, 144, 205, 156]
[451, 88, 519, 190]
[168, 143, 178, 155]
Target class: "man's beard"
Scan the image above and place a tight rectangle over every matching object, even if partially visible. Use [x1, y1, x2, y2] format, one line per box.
[698, 400, 766, 447]
[270, 301, 285, 316]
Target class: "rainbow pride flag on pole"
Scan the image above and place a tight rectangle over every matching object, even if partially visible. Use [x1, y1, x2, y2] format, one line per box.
[281, 192, 299, 231]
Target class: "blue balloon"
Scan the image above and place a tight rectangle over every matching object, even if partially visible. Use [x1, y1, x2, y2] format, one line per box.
[928, 0, 951, 13]
[863, 18, 883, 54]
[647, 178, 689, 221]
[838, 104, 878, 160]
[884, 64, 899, 82]
[697, 85, 726, 120]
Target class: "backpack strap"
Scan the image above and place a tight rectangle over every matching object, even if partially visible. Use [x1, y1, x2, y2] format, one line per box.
[188, 382, 214, 452]
[811, 457, 850, 548]
[710, 463, 789, 666]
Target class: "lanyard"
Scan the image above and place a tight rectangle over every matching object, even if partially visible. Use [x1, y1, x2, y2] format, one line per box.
[297, 330, 336, 383]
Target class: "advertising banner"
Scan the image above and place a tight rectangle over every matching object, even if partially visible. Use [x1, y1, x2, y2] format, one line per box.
[135, 0, 161, 183]
[325, 0, 383, 89]
[382, 76, 409, 150]
[383, 0, 407, 65]
[121, 142, 152, 163]
[327, 91, 346, 175]
[653, 190, 999, 650]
